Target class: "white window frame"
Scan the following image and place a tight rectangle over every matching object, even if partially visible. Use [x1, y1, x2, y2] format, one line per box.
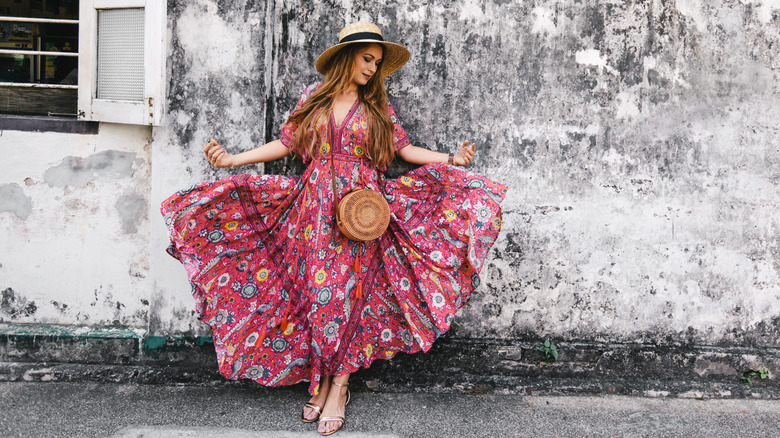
[78, 0, 166, 125]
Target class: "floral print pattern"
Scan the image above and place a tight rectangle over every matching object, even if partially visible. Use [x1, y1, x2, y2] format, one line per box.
[161, 83, 507, 395]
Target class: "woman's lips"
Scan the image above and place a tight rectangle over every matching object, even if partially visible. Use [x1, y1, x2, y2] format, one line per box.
[363, 73, 372, 80]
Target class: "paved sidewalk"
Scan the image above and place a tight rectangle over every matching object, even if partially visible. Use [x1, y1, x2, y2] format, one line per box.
[1, 382, 779, 437]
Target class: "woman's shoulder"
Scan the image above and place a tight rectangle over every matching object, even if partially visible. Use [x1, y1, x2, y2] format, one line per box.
[301, 82, 323, 99]
[291, 82, 322, 108]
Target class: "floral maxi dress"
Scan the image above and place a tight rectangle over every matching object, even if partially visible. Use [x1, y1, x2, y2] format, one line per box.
[161, 83, 507, 395]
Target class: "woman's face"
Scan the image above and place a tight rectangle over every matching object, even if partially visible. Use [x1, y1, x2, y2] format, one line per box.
[351, 43, 384, 86]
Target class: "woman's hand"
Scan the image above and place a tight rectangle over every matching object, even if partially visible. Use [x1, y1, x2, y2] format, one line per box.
[453, 140, 476, 166]
[204, 138, 235, 168]
[396, 142, 477, 166]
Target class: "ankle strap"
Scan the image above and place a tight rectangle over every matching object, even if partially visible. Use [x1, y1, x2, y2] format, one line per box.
[332, 381, 349, 388]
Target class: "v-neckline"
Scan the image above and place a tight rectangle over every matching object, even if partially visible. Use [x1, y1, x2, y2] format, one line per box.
[332, 98, 359, 129]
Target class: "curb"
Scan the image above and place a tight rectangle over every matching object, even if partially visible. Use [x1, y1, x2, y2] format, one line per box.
[1, 323, 778, 398]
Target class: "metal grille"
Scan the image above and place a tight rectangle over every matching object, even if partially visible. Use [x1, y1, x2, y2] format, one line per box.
[97, 8, 144, 101]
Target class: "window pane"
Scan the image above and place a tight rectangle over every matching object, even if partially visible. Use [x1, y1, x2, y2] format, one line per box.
[0, 1, 79, 20]
[0, 1, 79, 116]
[97, 8, 143, 101]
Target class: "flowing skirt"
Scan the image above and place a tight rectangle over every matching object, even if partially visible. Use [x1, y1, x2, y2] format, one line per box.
[161, 161, 506, 395]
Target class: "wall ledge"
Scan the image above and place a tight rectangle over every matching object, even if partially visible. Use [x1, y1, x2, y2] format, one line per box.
[1, 324, 777, 397]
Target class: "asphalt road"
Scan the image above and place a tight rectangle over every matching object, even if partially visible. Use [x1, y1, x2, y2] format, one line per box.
[1, 382, 778, 437]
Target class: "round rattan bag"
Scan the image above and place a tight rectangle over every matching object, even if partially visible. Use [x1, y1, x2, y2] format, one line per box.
[336, 188, 391, 241]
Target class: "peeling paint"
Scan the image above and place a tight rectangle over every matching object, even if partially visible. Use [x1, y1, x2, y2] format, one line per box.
[0, 183, 32, 220]
[43, 150, 138, 188]
[115, 191, 147, 234]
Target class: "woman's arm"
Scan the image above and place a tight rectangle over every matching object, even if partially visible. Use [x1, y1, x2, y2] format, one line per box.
[204, 138, 291, 168]
[396, 140, 476, 166]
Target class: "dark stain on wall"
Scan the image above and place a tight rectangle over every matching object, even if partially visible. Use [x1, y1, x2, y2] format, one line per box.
[617, 44, 643, 86]
[51, 301, 69, 314]
[1, 288, 37, 320]
[581, 5, 606, 44]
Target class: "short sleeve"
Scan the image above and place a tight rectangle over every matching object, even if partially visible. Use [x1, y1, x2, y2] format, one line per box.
[280, 83, 320, 149]
[388, 101, 411, 152]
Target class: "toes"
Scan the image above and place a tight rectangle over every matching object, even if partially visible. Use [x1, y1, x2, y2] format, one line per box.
[318, 420, 334, 434]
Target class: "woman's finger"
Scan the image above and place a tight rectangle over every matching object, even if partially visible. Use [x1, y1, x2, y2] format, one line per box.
[452, 141, 476, 166]
[204, 139, 218, 152]
[207, 147, 221, 164]
[214, 149, 227, 163]
[213, 149, 227, 166]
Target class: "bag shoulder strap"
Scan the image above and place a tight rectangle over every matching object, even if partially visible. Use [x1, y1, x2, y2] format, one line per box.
[329, 147, 342, 226]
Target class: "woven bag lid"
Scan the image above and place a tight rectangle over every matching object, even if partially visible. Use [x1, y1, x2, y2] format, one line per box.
[337, 189, 391, 241]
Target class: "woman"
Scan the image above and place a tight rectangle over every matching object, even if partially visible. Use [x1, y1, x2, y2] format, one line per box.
[162, 22, 506, 435]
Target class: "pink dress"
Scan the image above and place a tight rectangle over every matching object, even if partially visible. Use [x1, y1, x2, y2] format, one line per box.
[161, 83, 507, 395]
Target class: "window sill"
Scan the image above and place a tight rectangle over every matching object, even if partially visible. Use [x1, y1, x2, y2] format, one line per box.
[0, 115, 99, 134]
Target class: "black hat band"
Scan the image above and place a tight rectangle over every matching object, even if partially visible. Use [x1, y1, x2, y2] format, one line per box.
[339, 32, 384, 43]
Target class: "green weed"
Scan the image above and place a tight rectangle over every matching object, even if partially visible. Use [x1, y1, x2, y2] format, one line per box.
[741, 368, 770, 387]
[538, 338, 559, 364]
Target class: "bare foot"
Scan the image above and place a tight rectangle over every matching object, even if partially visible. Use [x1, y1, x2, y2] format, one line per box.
[318, 374, 350, 435]
[303, 375, 331, 422]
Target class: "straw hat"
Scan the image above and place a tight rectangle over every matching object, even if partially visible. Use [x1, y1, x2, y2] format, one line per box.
[316, 22, 410, 78]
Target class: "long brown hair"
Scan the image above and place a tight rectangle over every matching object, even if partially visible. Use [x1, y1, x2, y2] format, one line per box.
[287, 43, 396, 168]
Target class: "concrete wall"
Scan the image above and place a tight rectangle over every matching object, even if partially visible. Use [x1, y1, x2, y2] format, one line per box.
[1, 0, 778, 382]
[153, 0, 780, 348]
[1, 124, 152, 330]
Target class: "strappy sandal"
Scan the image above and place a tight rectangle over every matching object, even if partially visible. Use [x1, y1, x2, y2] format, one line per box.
[318, 381, 351, 436]
[302, 402, 323, 423]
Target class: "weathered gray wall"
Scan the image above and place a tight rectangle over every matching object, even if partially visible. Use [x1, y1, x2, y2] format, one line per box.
[152, 0, 780, 349]
[0, 124, 152, 329]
